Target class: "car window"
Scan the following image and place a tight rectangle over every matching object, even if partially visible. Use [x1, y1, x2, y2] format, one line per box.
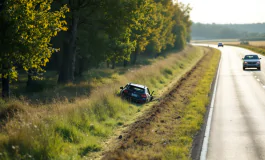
[128, 85, 145, 93]
[147, 88, 150, 94]
[244, 55, 259, 59]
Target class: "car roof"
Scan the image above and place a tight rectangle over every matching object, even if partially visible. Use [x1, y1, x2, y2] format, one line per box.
[245, 54, 258, 56]
[128, 83, 147, 89]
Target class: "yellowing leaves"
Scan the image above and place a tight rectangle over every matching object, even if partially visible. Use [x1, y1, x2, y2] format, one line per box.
[61, 26, 68, 31]
[2, 0, 69, 81]
[26, 2, 33, 9]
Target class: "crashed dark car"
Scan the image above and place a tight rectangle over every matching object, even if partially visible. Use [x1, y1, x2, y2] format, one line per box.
[242, 54, 261, 70]
[120, 83, 154, 103]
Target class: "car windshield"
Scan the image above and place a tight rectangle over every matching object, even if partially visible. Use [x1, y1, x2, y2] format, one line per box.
[244, 55, 259, 59]
[128, 85, 145, 93]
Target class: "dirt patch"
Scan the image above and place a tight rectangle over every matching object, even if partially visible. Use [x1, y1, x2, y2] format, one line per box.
[99, 48, 219, 160]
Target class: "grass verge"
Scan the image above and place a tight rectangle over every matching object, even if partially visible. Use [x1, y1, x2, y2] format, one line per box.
[162, 48, 220, 159]
[228, 44, 265, 56]
[102, 47, 221, 160]
[0, 46, 206, 159]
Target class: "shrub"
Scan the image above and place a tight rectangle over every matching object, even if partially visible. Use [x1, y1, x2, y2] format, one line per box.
[240, 41, 249, 45]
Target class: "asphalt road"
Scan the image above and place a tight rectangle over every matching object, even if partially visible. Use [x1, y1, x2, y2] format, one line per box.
[198, 45, 265, 160]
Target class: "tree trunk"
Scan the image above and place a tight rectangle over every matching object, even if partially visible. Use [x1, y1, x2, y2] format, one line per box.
[111, 59, 116, 69]
[2, 74, 10, 98]
[131, 52, 137, 65]
[58, 13, 79, 84]
[74, 57, 85, 77]
[0, 0, 5, 12]
[1, 1, 9, 98]
[78, 58, 85, 77]
[27, 74, 32, 87]
[131, 46, 139, 65]
[106, 61, 110, 68]
[123, 60, 128, 67]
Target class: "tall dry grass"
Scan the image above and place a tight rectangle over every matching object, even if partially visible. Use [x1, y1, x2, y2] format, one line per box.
[0, 46, 204, 159]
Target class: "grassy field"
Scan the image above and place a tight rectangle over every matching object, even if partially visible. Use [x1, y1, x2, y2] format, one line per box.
[192, 39, 265, 56]
[192, 39, 265, 47]
[102, 47, 221, 160]
[224, 41, 265, 47]
[0, 46, 207, 159]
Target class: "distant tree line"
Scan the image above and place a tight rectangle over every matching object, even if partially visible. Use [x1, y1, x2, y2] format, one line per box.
[0, 0, 192, 98]
[192, 23, 265, 40]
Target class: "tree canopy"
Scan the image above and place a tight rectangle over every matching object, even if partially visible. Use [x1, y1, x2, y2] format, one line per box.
[0, 0, 68, 97]
[0, 0, 192, 96]
[191, 22, 265, 40]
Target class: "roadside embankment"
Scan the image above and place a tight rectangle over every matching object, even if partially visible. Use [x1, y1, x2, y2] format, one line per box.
[0, 46, 208, 159]
[102, 47, 221, 160]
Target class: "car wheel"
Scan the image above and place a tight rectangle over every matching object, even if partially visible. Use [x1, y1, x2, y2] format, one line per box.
[243, 67, 245, 70]
[258, 67, 261, 70]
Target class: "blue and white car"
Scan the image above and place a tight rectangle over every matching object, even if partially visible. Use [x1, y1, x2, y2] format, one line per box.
[218, 42, 223, 47]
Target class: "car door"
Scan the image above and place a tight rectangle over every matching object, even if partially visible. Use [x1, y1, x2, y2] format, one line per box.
[146, 88, 151, 101]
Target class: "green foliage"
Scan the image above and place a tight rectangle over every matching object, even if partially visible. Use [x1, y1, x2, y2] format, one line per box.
[240, 41, 249, 45]
[0, 0, 194, 158]
[79, 144, 101, 156]
[3, 122, 65, 160]
[71, 0, 192, 72]
[162, 48, 221, 160]
[235, 45, 265, 56]
[55, 125, 83, 143]
[163, 68, 173, 76]
[0, 47, 203, 159]
[192, 23, 265, 40]
[0, 0, 68, 80]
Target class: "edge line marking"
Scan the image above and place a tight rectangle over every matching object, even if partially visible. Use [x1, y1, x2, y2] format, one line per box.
[200, 55, 222, 160]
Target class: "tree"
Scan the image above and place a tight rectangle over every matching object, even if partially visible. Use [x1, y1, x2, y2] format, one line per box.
[0, 0, 68, 98]
[129, 0, 155, 65]
[57, 0, 101, 84]
[102, 0, 138, 69]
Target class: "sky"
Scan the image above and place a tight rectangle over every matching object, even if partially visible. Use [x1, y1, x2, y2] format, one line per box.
[178, 0, 265, 24]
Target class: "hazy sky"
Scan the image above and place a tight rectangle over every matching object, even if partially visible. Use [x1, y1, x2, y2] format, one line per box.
[178, 0, 265, 24]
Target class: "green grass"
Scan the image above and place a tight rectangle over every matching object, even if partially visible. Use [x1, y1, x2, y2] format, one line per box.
[0, 46, 205, 159]
[162, 48, 221, 160]
[230, 44, 265, 56]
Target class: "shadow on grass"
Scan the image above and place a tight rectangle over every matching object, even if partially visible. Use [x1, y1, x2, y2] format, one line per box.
[1, 48, 184, 105]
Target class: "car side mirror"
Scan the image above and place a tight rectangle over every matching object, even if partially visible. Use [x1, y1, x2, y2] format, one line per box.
[260, 58, 262, 59]
[120, 87, 123, 90]
[242, 58, 244, 60]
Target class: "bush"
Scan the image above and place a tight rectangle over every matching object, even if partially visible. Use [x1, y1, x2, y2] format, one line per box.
[240, 41, 249, 45]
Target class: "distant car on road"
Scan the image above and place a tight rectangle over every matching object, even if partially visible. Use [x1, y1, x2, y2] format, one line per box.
[120, 83, 154, 103]
[218, 42, 223, 47]
[242, 54, 261, 70]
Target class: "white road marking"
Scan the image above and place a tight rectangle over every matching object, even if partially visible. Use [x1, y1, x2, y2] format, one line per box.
[200, 57, 222, 160]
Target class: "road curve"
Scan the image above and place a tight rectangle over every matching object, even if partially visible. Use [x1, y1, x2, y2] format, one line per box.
[198, 45, 265, 160]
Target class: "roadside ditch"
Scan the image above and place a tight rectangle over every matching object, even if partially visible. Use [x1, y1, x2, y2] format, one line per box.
[99, 47, 221, 160]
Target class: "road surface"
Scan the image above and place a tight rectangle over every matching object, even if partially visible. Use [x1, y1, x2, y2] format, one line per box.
[200, 45, 265, 160]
